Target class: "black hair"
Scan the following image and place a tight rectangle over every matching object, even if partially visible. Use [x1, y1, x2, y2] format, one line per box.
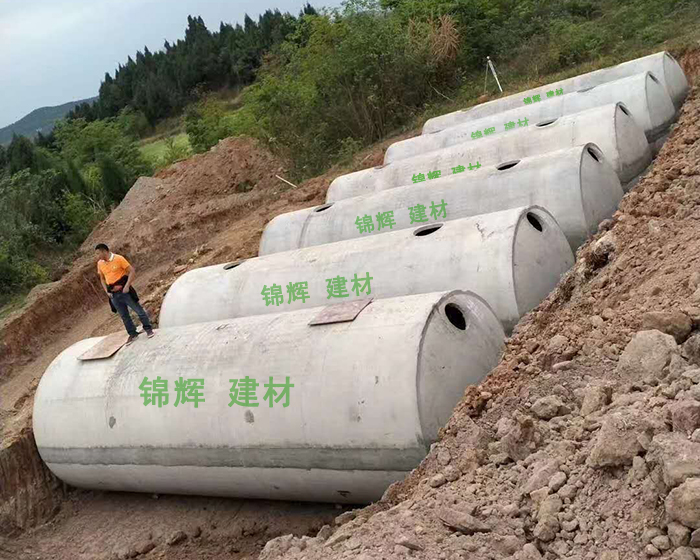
[95, 243, 109, 251]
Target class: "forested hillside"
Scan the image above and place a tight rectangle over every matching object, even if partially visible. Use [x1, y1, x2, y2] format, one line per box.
[0, 97, 97, 145]
[68, 6, 318, 125]
[0, 4, 318, 307]
[1, 0, 697, 309]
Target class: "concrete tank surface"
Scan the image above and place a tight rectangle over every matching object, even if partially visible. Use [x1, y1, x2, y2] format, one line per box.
[160, 206, 574, 333]
[388, 72, 674, 165]
[423, 51, 688, 134]
[326, 104, 648, 203]
[261, 144, 622, 254]
[34, 290, 505, 504]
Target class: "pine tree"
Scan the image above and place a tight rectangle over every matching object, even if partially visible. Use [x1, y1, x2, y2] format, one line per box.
[66, 10, 303, 126]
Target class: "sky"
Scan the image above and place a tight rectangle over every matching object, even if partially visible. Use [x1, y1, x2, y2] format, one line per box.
[0, 0, 344, 129]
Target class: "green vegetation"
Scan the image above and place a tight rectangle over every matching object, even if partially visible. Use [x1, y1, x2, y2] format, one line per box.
[227, 0, 698, 177]
[0, 118, 152, 306]
[140, 133, 192, 170]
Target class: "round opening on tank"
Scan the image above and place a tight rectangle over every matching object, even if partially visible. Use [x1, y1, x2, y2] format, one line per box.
[223, 260, 245, 270]
[578, 85, 596, 93]
[648, 72, 660, 84]
[587, 146, 602, 162]
[444, 303, 467, 330]
[413, 223, 443, 237]
[314, 203, 334, 213]
[526, 212, 543, 232]
[619, 104, 631, 116]
[536, 118, 558, 127]
[496, 160, 520, 171]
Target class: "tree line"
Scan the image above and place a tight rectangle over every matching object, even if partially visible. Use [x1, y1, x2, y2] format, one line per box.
[67, 5, 317, 125]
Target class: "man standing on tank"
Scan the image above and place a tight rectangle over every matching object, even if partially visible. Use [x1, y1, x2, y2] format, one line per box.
[95, 243, 155, 344]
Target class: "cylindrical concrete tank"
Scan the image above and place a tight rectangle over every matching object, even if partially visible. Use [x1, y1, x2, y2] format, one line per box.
[261, 144, 622, 254]
[34, 290, 505, 504]
[423, 51, 688, 134]
[389, 72, 674, 165]
[327, 103, 649, 203]
[161, 206, 574, 333]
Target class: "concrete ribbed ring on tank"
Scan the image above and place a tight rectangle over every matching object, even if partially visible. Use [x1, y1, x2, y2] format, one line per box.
[422, 51, 689, 134]
[160, 206, 574, 333]
[33, 290, 505, 504]
[388, 72, 674, 165]
[262, 144, 622, 254]
[326, 103, 648, 203]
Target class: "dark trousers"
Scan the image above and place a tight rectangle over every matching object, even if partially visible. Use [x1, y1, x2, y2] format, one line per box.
[112, 292, 152, 337]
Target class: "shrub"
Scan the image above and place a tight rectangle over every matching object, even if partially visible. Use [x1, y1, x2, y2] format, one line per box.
[161, 135, 192, 166]
[62, 192, 106, 244]
[0, 243, 49, 297]
[185, 98, 233, 154]
[240, 0, 456, 175]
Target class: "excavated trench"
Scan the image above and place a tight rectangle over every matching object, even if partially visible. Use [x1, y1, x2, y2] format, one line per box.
[0, 429, 63, 535]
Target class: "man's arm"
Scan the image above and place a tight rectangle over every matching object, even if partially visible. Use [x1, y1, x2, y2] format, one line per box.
[97, 266, 110, 296]
[124, 264, 136, 292]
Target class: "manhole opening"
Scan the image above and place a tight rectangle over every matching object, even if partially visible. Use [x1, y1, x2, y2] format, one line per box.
[619, 104, 631, 116]
[224, 260, 245, 270]
[587, 147, 601, 162]
[527, 212, 543, 232]
[413, 223, 443, 237]
[445, 303, 467, 330]
[314, 203, 334, 213]
[536, 118, 558, 128]
[496, 160, 520, 171]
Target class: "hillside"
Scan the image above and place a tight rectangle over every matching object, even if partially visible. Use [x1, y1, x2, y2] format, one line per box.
[0, 97, 97, 144]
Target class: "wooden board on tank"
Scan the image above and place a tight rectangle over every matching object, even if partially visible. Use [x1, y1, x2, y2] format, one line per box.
[78, 332, 130, 361]
[309, 298, 373, 326]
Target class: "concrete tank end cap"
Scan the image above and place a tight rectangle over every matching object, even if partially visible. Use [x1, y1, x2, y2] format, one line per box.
[32, 336, 106, 444]
[641, 71, 677, 138]
[511, 206, 574, 319]
[416, 290, 505, 446]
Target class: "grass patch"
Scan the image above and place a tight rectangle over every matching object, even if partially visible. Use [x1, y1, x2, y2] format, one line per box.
[140, 133, 192, 170]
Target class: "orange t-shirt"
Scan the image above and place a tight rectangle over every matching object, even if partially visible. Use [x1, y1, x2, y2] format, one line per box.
[98, 254, 131, 285]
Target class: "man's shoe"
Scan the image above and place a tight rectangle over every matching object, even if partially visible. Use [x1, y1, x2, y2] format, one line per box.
[126, 333, 140, 345]
[146, 330, 155, 339]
